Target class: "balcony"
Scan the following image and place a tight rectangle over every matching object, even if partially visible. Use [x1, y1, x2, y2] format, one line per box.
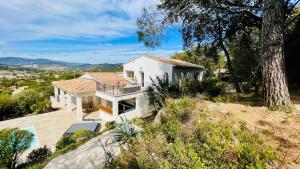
[96, 81, 148, 96]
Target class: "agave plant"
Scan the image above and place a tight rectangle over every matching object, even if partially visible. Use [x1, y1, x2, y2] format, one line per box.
[113, 118, 141, 145]
[146, 76, 181, 113]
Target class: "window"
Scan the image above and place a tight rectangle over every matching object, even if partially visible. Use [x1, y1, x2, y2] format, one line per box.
[194, 72, 199, 79]
[106, 100, 113, 110]
[126, 71, 134, 79]
[118, 98, 136, 115]
[164, 72, 169, 78]
[97, 98, 102, 105]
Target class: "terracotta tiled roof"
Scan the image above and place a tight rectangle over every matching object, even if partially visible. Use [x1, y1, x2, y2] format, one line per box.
[84, 72, 129, 86]
[146, 56, 203, 69]
[53, 72, 129, 94]
[52, 78, 97, 94]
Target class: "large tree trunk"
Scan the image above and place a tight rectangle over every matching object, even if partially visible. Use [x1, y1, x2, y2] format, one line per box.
[216, 15, 242, 93]
[262, 0, 290, 107]
[220, 43, 242, 93]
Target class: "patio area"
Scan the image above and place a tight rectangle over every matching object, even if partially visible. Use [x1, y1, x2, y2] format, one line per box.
[0, 106, 78, 152]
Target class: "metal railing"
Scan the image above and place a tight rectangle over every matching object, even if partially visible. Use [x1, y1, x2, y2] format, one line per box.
[96, 82, 150, 96]
[118, 102, 135, 114]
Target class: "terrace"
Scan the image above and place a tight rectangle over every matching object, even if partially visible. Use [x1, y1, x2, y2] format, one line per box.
[96, 81, 149, 96]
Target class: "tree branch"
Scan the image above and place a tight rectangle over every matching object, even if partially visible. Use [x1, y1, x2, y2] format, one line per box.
[285, 12, 300, 27]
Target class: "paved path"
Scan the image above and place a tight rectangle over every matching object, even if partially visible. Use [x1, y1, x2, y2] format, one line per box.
[44, 129, 121, 169]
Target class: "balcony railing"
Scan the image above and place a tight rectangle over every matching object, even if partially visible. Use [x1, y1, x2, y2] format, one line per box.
[96, 82, 150, 96]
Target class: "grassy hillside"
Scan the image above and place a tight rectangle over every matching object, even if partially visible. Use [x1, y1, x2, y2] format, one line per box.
[109, 95, 300, 169]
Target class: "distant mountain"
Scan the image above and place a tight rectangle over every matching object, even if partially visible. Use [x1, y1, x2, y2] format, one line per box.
[0, 57, 122, 69]
[0, 57, 69, 65]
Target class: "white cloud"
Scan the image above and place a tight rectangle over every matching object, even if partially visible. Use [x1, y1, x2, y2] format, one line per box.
[0, 0, 160, 42]
[0, 43, 182, 64]
[0, 0, 185, 63]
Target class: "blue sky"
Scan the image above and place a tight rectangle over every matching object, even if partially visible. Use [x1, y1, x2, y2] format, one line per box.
[0, 0, 183, 64]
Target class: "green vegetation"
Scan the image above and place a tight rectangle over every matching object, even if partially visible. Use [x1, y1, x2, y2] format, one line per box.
[146, 76, 202, 113]
[20, 128, 107, 169]
[0, 65, 125, 121]
[0, 89, 52, 120]
[0, 70, 81, 121]
[105, 121, 116, 130]
[0, 128, 33, 169]
[113, 119, 141, 145]
[55, 136, 76, 151]
[26, 146, 52, 166]
[137, 0, 300, 107]
[71, 130, 93, 141]
[108, 98, 276, 169]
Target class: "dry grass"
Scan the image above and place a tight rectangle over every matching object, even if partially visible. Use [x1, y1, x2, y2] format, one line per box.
[188, 95, 300, 169]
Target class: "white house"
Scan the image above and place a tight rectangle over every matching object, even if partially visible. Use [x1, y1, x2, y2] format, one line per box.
[52, 56, 204, 122]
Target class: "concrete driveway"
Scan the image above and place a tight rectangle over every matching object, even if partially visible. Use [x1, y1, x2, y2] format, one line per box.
[0, 107, 78, 152]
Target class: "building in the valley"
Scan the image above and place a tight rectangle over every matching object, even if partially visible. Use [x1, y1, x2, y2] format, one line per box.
[51, 56, 204, 122]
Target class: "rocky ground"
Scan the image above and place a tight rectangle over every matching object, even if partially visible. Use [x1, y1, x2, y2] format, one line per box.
[189, 96, 300, 169]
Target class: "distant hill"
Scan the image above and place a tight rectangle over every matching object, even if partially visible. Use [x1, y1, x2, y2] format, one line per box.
[0, 57, 122, 70]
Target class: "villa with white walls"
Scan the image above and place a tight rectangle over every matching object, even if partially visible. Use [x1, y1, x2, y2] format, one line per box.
[52, 56, 204, 122]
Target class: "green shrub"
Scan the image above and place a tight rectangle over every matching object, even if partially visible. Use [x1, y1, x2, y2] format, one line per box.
[17, 89, 51, 115]
[180, 79, 203, 96]
[213, 94, 236, 103]
[27, 146, 52, 164]
[108, 107, 276, 169]
[132, 118, 146, 127]
[0, 94, 20, 120]
[160, 113, 181, 143]
[105, 121, 116, 129]
[146, 76, 202, 113]
[0, 128, 33, 169]
[71, 130, 93, 141]
[23, 162, 44, 169]
[193, 120, 276, 168]
[241, 82, 254, 93]
[166, 97, 196, 122]
[203, 77, 226, 98]
[114, 120, 141, 145]
[108, 124, 169, 169]
[55, 136, 75, 151]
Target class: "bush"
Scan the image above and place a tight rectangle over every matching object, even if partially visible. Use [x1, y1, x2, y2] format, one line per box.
[108, 105, 276, 169]
[27, 146, 52, 164]
[203, 77, 226, 98]
[71, 130, 93, 141]
[0, 88, 52, 121]
[114, 119, 141, 145]
[0, 94, 20, 120]
[17, 89, 51, 115]
[55, 136, 75, 150]
[166, 97, 196, 122]
[160, 113, 181, 143]
[146, 76, 202, 113]
[105, 121, 116, 130]
[0, 128, 33, 169]
[180, 79, 203, 96]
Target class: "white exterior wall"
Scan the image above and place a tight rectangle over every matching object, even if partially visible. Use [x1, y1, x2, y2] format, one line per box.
[96, 91, 147, 122]
[53, 56, 204, 122]
[123, 56, 173, 84]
